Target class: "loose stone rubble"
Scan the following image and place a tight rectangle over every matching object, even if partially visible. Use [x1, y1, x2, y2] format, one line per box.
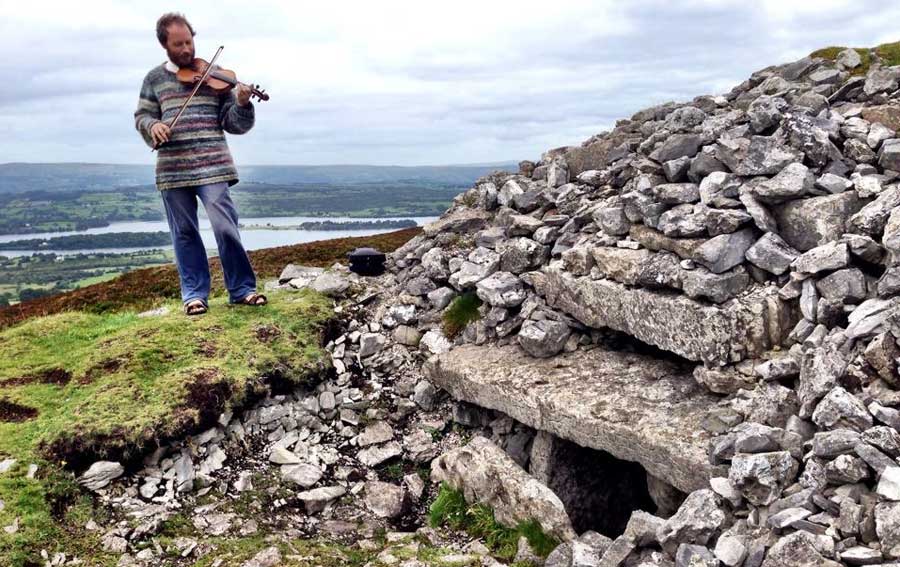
[378, 47, 900, 566]
[58, 47, 900, 566]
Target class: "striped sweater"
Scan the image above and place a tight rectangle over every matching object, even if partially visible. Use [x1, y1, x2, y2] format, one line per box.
[134, 61, 255, 191]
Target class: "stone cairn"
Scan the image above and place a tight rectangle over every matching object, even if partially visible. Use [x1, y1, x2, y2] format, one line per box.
[64, 48, 900, 567]
[379, 48, 900, 566]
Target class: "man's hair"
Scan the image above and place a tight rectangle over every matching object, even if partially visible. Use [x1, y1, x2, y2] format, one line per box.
[156, 12, 195, 46]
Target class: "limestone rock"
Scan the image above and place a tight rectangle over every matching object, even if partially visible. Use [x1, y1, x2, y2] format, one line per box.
[518, 320, 571, 358]
[703, 207, 752, 236]
[357, 441, 403, 467]
[532, 265, 794, 366]
[449, 248, 500, 290]
[652, 183, 700, 205]
[816, 268, 867, 303]
[651, 134, 703, 163]
[699, 172, 742, 208]
[848, 185, 900, 237]
[675, 544, 718, 567]
[413, 380, 438, 411]
[751, 163, 815, 203]
[748, 95, 787, 133]
[773, 191, 861, 251]
[811, 387, 873, 432]
[656, 489, 725, 551]
[761, 531, 841, 567]
[878, 466, 900, 501]
[364, 481, 408, 519]
[281, 463, 322, 488]
[423, 209, 490, 237]
[745, 233, 799, 276]
[310, 272, 351, 297]
[240, 547, 282, 567]
[877, 501, 900, 559]
[658, 204, 707, 238]
[297, 486, 346, 514]
[837, 48, 862, 69]
[498, 238, 549, 275]
[693, 228, 756, 274]
[431, 436, 576, 540]
[815, 173, 853, 194]
[78, 461, 124, 491]
[425, 343, 723, 493]
[358, 333, 386, 358]
[420, 330, 453, 356]
[357, 422, 394, 447]
[791, 242, 850, 275]
[716, 135, 803, 176]
[728, 451, 798, 506]
[476, 272, 527, 308]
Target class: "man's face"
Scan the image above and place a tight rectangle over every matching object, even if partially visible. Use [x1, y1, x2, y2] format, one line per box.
[164, 23, 195, 68]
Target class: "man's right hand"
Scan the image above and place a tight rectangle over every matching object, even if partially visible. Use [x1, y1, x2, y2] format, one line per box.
[150, 122, 171, 146]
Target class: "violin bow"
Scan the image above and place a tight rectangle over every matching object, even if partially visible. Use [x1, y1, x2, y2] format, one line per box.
[152, 45, 225, 151]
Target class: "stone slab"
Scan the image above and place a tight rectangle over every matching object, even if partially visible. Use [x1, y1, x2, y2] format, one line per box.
[425, 344, 727, 494]
[529, 264, 797, 366]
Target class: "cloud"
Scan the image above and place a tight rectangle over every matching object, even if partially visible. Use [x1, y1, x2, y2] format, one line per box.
[0, 0, 898, 165]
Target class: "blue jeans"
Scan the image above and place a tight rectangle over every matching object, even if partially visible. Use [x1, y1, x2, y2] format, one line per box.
[160, 182, 257, 304]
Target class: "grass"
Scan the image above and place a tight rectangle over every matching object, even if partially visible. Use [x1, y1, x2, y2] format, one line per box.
[70, 271, 127, 288]
[0, 227, 421, 330]
[428, 484, 559, 562]
[809, 40, 900, 77]
[0, 289, 332, 566]
[441, 292, 482, 339]
[875, 42, 900, 67]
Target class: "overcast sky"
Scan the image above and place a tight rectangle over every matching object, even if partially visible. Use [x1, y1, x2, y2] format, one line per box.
[1, 0, 899, 166]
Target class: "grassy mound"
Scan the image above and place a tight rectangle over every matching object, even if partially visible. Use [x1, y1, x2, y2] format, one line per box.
[0, 289, 332, 566]
[810, 40, 900, 76]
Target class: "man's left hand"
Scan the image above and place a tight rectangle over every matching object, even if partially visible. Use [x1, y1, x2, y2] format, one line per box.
[236, 84, 252, 107]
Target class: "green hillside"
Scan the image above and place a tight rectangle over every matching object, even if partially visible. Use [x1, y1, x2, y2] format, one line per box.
[0, 291, 332, 565]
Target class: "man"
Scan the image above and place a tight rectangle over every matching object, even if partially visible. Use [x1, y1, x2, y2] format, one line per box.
[134, 12, 265, 315]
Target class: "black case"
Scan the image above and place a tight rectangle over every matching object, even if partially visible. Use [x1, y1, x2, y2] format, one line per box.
[348, 247, 386, 276]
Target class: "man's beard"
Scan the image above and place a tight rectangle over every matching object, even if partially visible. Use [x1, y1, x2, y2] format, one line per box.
[167, 46, 195, 69]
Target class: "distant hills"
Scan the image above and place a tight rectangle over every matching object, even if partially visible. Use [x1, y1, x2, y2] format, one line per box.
[0, 162, 518, 194]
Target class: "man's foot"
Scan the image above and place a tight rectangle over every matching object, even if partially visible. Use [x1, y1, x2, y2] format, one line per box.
[235, 292, 267, 306]
[184, 299, 208, 316]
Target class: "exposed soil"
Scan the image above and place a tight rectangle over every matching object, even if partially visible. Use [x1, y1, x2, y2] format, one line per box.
[0, 399, 39, 422]
[254, 323, 282, 344]
[81, 358, 126, 384]
[194, 340, 218, 358]
[1, 367, 72, 389]
[320, 316, 346, 346]
[183, 368, 233, 427]
[136, 328, 158, 339]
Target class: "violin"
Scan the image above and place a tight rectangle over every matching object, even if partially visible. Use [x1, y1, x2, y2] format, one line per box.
[152, 46, 268, 151]
[176, 58, 269, 102]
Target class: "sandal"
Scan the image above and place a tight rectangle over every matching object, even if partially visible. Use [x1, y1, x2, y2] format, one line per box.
[236, 292, 267, 306]
[184, 299, 208, 316]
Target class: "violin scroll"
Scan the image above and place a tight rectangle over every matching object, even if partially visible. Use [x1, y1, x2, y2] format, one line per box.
[252, 84, 269, 102]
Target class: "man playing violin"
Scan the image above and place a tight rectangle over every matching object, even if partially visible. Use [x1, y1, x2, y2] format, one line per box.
[134, 12, 265, 316]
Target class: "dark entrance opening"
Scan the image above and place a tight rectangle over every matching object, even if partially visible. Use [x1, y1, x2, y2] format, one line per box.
[530, 433, 685, 537]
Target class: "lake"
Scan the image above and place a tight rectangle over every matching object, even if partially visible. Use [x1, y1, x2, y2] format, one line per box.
[0, 216, 438, 258]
